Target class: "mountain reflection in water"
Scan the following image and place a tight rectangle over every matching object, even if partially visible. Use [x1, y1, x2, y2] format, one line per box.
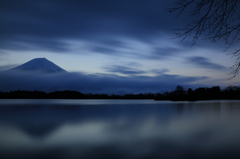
[1, 99, 240, 159]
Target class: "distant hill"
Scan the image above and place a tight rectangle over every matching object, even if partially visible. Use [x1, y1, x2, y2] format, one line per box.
[9, 58, 67, 73]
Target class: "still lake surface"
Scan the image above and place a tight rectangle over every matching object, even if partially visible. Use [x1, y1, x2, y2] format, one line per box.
[1, 99, 240, 159]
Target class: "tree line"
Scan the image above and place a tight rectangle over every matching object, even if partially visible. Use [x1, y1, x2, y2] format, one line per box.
[0, 90, 155, 99]
[155, 85, 240, 101]
[0, 86, 240, 101]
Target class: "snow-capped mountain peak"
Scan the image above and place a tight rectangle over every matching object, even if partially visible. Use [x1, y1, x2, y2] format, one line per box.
[10, 58, 67, 73]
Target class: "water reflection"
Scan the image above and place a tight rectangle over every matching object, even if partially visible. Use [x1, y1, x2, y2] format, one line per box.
[1, 100, 240, 159]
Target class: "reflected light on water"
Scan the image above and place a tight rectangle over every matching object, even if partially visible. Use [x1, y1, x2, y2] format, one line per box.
[1, 100, 240, 159]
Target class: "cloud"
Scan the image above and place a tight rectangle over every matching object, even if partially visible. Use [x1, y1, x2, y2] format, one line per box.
[0, 65, 17, 71]
[151, 69, 169, 75]
[0, 37, 71, 53]
[103, 65, 146, 75]
[1, 0, 234, 59]
[147, 47, 179, 60]
[104, 66, 171, 76]
[186, 56, 229, 70]
[1, 0, 230, 66]
[89, 45, 119, 54]
[0, 71, 208, 94]
[0, 0, 177, 53]
[127, 62, 142, 67]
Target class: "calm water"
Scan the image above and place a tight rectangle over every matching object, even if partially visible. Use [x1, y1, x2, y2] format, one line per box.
[1, 99, 240, 159]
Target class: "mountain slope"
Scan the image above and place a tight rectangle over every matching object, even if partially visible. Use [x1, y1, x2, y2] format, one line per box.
[10, 58, 67, 73]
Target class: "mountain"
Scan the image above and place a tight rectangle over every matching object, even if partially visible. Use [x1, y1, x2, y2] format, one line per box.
[10, 58, 67, 73]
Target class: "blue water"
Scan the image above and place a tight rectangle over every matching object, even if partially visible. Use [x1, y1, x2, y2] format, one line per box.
[1, 99, 240, 159]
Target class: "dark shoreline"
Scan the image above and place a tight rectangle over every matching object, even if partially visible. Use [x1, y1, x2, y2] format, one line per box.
[1, 85, 240, 101]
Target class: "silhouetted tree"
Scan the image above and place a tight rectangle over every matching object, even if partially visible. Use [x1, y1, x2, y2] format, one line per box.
[187, 88, 196, 101]
[171, 0, 240, 77]
[187, 88, 192, 93]
[208, 86, 221, 99]
[175, 85, 184, 93]
[171, 85, 187, 101]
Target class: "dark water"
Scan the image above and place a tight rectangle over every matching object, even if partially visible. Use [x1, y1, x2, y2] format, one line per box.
[1, 99, 240, 159]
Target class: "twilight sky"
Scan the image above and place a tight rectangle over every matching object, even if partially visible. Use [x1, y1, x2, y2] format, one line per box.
[0, 0, 239, 94]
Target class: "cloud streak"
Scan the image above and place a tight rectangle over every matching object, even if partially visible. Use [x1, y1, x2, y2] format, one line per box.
[186, 56, 229, 71]
[0, 0, 177, 53]
[103, 65, 146, 75]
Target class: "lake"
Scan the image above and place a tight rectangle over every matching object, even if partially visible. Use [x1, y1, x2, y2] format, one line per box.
[1, 99, 240, 159]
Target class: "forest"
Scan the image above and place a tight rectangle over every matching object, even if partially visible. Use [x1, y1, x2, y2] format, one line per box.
[0, 85, 240, 101]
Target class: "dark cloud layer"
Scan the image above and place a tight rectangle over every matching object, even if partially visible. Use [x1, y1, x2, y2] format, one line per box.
[0, 71, 207, 94]
[0, 0, 232, 58]
[0, 0, 178, 53]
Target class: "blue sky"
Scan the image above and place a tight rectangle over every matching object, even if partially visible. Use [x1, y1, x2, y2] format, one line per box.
[0, 0, 239, 94]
